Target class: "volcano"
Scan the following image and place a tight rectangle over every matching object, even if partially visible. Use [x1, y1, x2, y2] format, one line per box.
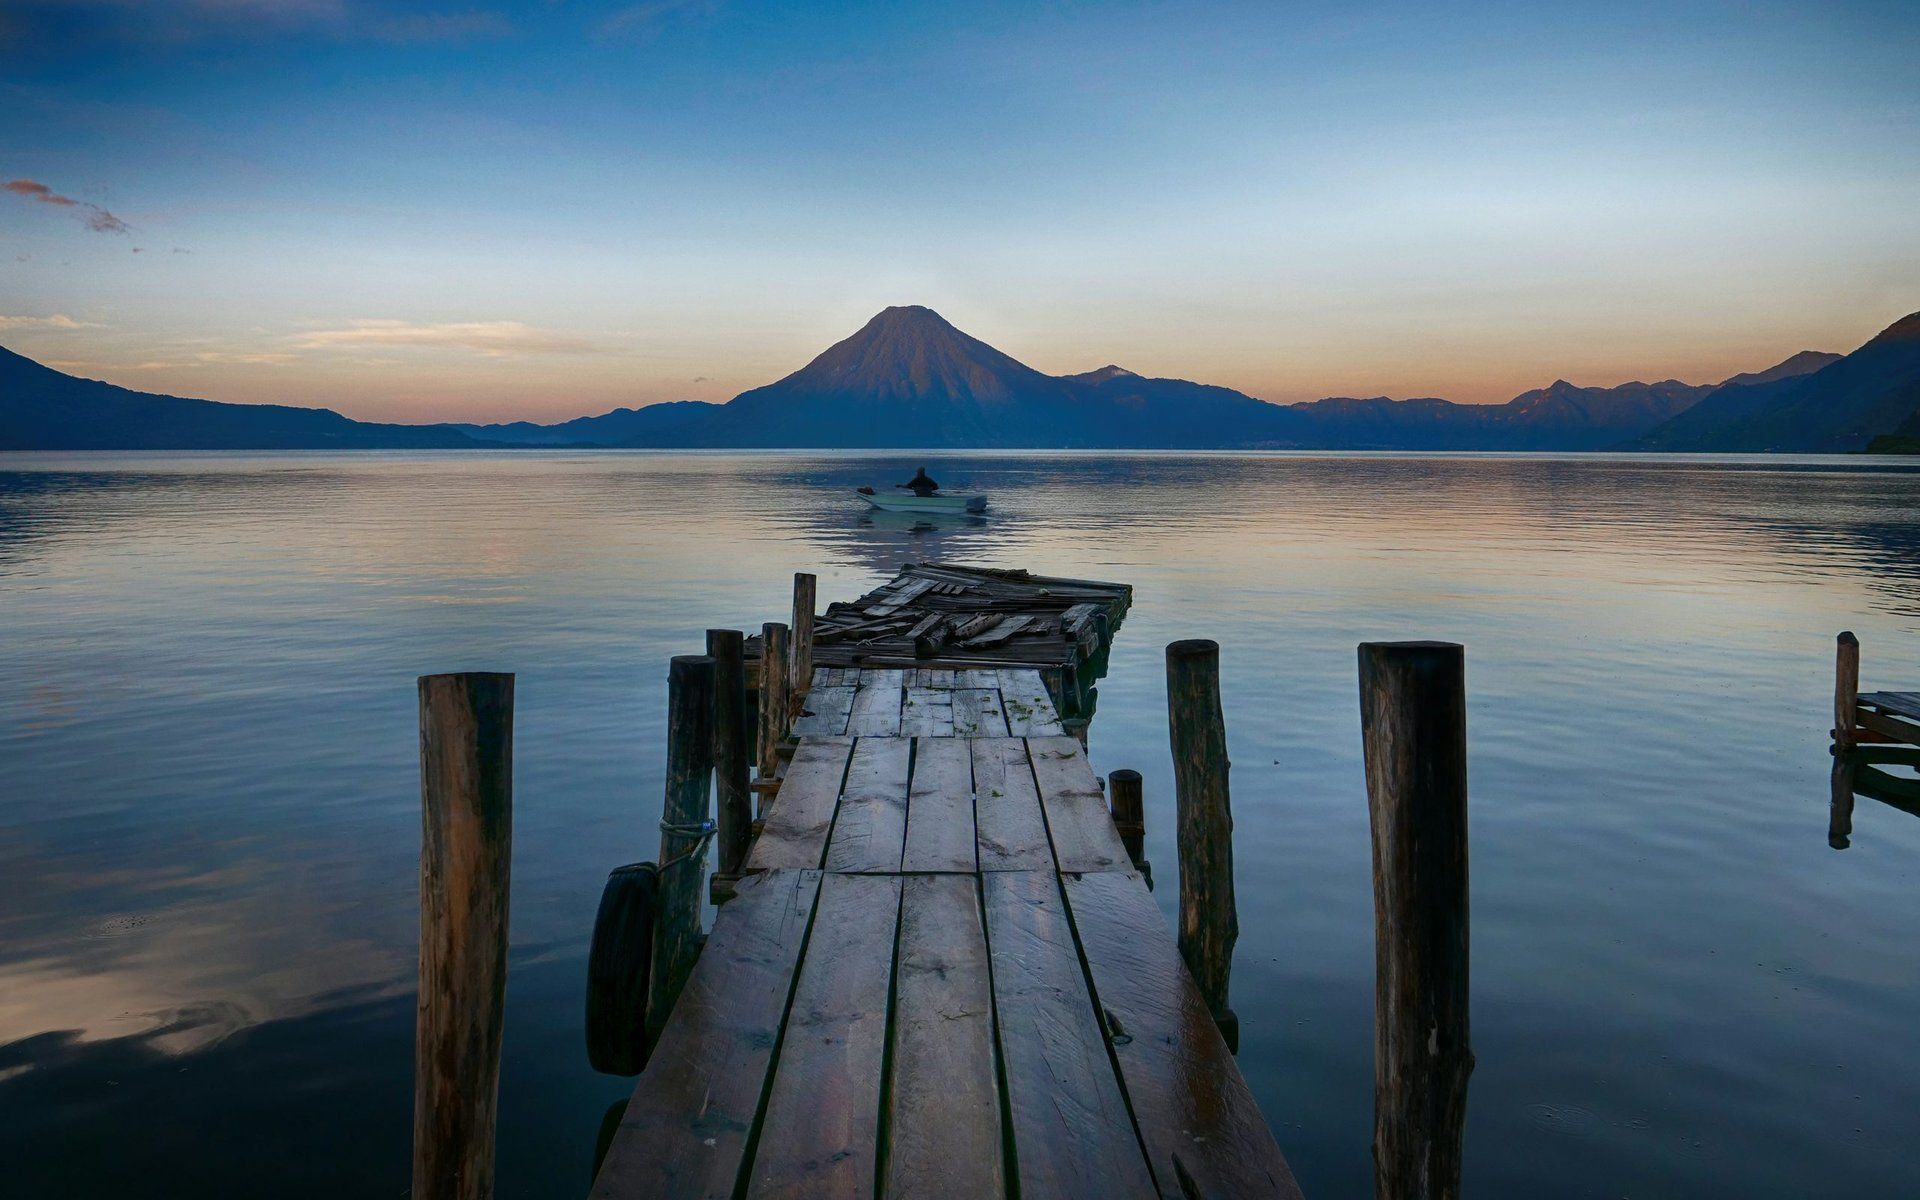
[624, 305, 1298, 448]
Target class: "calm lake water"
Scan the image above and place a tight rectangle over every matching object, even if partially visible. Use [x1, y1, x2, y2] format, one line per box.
[2, 450, 1918, 1198]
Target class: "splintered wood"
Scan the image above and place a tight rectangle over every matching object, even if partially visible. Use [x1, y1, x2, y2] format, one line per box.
[747, 561, 1129, 674]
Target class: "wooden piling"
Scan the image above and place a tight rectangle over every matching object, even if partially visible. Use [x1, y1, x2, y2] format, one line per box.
[1165, 639, 1237, 1045]
[707, 629, 752, 882]
[758, 622, 791, 782]
[791, 573, 817, 712]
[1358, 640, 1472, 1200]
[414, 672, 514, 1200]
[1835, 631, 1860, 749]
[1108, 768, 1145, 869]
[648, 654, 715, 1042]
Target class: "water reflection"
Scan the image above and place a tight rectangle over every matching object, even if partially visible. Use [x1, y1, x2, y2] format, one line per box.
[1829, 748, 1920, 847]
[3, 450, 1920, 1199]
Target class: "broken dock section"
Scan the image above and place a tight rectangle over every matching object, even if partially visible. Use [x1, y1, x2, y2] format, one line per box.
[746, 561, 1130, 732]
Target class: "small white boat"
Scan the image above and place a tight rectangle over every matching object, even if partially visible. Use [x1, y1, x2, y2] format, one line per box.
[856, 488, 987, 514]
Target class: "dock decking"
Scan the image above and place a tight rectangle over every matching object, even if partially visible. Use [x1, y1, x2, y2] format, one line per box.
[591, 663, 1304, 1199]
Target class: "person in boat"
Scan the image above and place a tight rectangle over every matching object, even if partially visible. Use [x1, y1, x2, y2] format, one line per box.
[897, 466, 940, 497]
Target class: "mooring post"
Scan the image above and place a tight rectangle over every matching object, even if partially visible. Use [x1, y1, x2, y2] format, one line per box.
[790, 572, 817, 714]
[413, 672, 514, 1200]
[707, 629, 752, 885]
[1108, 768, 1149, 883]
[1835, 631, 1860, 749]
[648, 654, 716, 1042]
[1166, 638, 1238, 1047]
[1358, 640, 1472, 1200]
[758, 621, 791, 785]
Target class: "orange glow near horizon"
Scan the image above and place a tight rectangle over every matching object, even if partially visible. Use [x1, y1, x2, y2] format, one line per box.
[13, 301, 1900, 426]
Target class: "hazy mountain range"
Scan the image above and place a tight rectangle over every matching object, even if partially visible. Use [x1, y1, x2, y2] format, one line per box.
[1622, 312, 1920, 452]
[0, 346, 477, 450]
[4, 306, 1916, 452]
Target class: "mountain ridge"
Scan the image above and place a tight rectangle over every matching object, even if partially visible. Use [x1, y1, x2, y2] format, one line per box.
[1624, 314, 1920, 452]
[0, 345, 485, 450]
[2, 305, 1903, 451]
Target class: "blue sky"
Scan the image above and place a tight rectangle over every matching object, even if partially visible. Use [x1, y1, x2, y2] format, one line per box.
[3, 0, 1917, 421]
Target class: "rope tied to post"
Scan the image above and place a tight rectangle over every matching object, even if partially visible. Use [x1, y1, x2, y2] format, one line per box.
[657, 817, 717, 874]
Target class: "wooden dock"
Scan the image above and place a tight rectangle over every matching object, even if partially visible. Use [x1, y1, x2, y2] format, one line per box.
[408, 565, 1482, 1200]
[593, 649, 1301, 1195]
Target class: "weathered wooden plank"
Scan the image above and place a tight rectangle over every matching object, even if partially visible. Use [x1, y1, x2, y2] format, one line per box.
[950, 615, 998, 641]
[886, 875, 1004, 1200]
[955, 667, 1000, 689]
[1856, 705, 1920, 748]
[847, 670, 906, 737]
[1061, 602, 1100, 636]
[791, 685, 856, 736]
[960, 614, 1031, 649]
[902, 736, 976, 873]
[999, 669, 1064, 736]
[1064, 871, 1304, 1200]
[951, 688, 1009, 737]
[1027, 736, 1131, 872]
[746, 873, 902, 1200]
[824, 615, 910, 641]
[825, 736, 912, 873]
[866, 577, 936, 616]
[1862, 691, 1920, 720]
[592, 870, 823, 1200]
[971, 738, 1053, 872]
[745, 737, 854, 872]
[983, 870, 1157, 1199]
[899, 687, 956, 737]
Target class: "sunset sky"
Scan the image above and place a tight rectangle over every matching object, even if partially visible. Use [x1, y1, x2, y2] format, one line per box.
[3, 0, 1917, 423]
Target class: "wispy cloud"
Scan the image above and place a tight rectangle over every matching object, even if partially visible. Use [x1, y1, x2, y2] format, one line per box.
[599, 0, 722, 39]
[0, 313, 98, 330]
[294, 319, 596, 357]
[4, 178, 131, 233]
[194, 351, 297, 365]
[372, 10, 512, 42]
[5, 1, 512, 45]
